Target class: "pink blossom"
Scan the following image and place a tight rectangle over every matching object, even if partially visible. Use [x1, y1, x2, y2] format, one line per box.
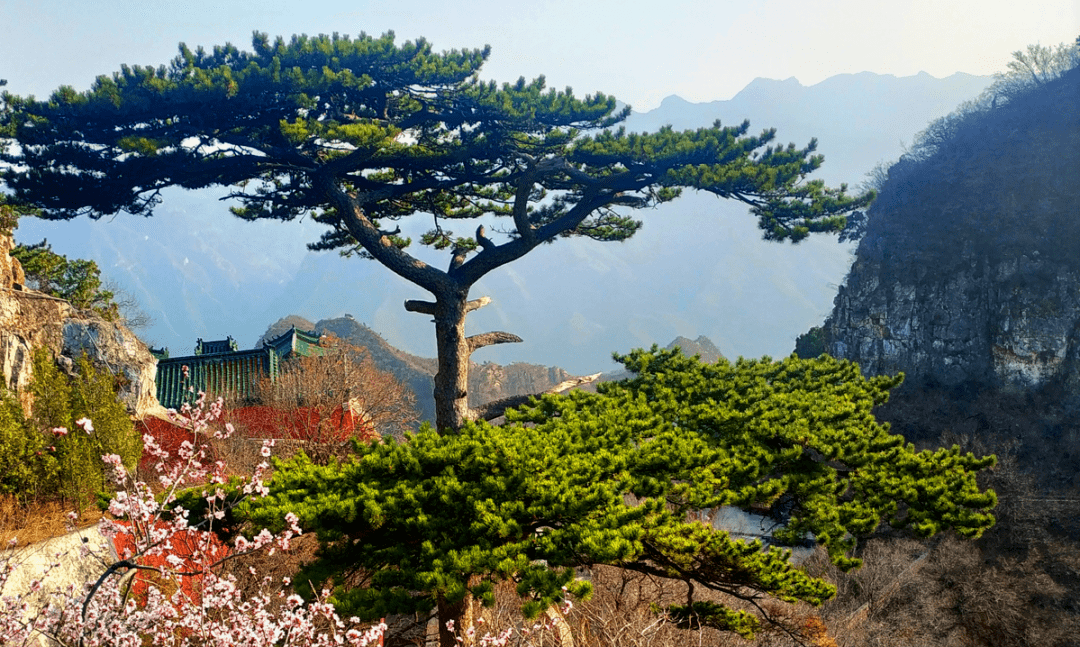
[75, 417, 94, 433]
[0, 392, 386, 647]
[52, 427, 68, 436]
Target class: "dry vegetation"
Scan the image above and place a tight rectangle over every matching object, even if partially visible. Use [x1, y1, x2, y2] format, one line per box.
[810, 424, 1080, 647]
[0, 494, 102, 547]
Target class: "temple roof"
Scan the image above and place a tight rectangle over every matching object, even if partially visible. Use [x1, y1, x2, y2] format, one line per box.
[155, 328, 324, 410]
[195, 336, 238, 356]
[263, 326, 325, 359]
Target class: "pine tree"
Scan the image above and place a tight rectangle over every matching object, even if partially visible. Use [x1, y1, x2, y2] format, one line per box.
[1, 32, 872, 431]
[242, 349, 995, 645]
[10, 240, 119, 319]
[27, 348, 141, 509]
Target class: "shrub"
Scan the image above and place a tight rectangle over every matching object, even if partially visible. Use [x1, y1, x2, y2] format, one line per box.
[27, 347, 141, 510]
[0, 390, 57, 502]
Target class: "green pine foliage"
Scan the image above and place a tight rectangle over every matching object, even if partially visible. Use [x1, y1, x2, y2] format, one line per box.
[27, 347, 141, 509]
[10, 241, 119, 319]
[242, 349, 995, 639]
[0, 388, 57, 502]
[1, 31, 871, 249]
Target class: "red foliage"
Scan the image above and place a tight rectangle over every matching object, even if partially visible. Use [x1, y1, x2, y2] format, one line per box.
[110, 520, 230, 602]
[135, 404, 377, 473]
[223, 404, 375, 442]
[136, 417, 201, 474]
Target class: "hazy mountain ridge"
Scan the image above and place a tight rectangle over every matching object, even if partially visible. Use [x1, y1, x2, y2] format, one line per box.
[259, 315, 575, 425]
[15, 72, 991, 375]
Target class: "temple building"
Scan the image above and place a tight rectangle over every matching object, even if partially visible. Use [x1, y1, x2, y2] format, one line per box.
[153, 327, 324, 409]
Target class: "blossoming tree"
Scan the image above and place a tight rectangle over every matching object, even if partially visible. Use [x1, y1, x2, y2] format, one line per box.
[0, 395, 386, 647]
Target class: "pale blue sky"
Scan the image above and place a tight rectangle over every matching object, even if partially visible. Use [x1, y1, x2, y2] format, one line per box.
[2, 0, 1077, 111]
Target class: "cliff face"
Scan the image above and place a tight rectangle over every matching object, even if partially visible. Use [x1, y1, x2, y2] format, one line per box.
[827, 245, 1080, 391]
[823, 66, 1080, 397]
[0, 231, 159, 417]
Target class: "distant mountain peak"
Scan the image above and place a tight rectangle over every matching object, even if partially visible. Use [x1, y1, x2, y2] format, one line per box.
[665, 335, 725, 364]
[657, 94, 693, 109]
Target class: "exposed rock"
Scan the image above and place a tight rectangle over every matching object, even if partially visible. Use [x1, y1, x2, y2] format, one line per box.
[0, 231, 161, 418]
[3, 522, 116, 632]
[666, 335, 725, 364]
[821, 66, 1080, 399]
[469, 361, 576, 407]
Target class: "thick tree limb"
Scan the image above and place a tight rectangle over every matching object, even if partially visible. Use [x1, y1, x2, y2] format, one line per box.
[405, 297, 493, 317]
[314, 172, 448, 294]
[466, 331, 523, 353]
[404, 300, 437, 315]
[453, 189, 610, 285]
[464, 296, 492, 313]
[511, 174, 537, 246]
[476, 224, 495, 251]
[546, 372, 603, 394]
[473, 372, 602, 421]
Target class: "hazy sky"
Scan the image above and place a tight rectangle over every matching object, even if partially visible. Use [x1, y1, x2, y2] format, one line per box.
[3, 0, 1078, 111]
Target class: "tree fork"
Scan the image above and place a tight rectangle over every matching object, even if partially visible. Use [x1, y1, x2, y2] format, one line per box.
[422, 292, 522, 431]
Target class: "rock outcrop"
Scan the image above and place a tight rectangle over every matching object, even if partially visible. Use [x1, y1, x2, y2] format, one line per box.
[0, 231, 160, 417]
[821, 66, 1080, 398]
[826, 245, 1080, 392]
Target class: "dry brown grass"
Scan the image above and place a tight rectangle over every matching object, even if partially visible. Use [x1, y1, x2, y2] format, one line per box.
[380, 566, 836, 647]
[813, 529, 1080, 647]
[0, 493, 102, 547]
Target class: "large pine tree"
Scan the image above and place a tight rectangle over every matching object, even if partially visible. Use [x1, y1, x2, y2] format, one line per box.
[1, 32, 871, 430]
[242, 349, 995, 645]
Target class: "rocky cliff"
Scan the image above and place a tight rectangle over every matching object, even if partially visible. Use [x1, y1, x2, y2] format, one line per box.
[821, 66, 1080, 399]
[0, 231, 160, 417]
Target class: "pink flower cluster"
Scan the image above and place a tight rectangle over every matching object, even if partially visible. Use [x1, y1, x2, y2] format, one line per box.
[0, 392, 385, 647]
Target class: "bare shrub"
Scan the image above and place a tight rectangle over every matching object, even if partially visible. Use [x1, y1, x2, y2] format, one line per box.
[223, 335, 417, 464]
[817, 532, 1080, 647]
[562, 565, 836, 647]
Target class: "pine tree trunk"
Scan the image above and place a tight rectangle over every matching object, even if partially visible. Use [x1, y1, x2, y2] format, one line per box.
[406, 287, 520, 432]
[432, 289, 472, 432]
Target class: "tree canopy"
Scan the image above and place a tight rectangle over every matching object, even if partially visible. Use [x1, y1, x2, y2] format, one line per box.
[10, 239, 120, 318]
[241, 349, 995, 645]
[0, 31, 872, 430]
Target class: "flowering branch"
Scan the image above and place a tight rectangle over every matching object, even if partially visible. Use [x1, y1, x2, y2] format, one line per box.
[0, 392, 385, 647]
